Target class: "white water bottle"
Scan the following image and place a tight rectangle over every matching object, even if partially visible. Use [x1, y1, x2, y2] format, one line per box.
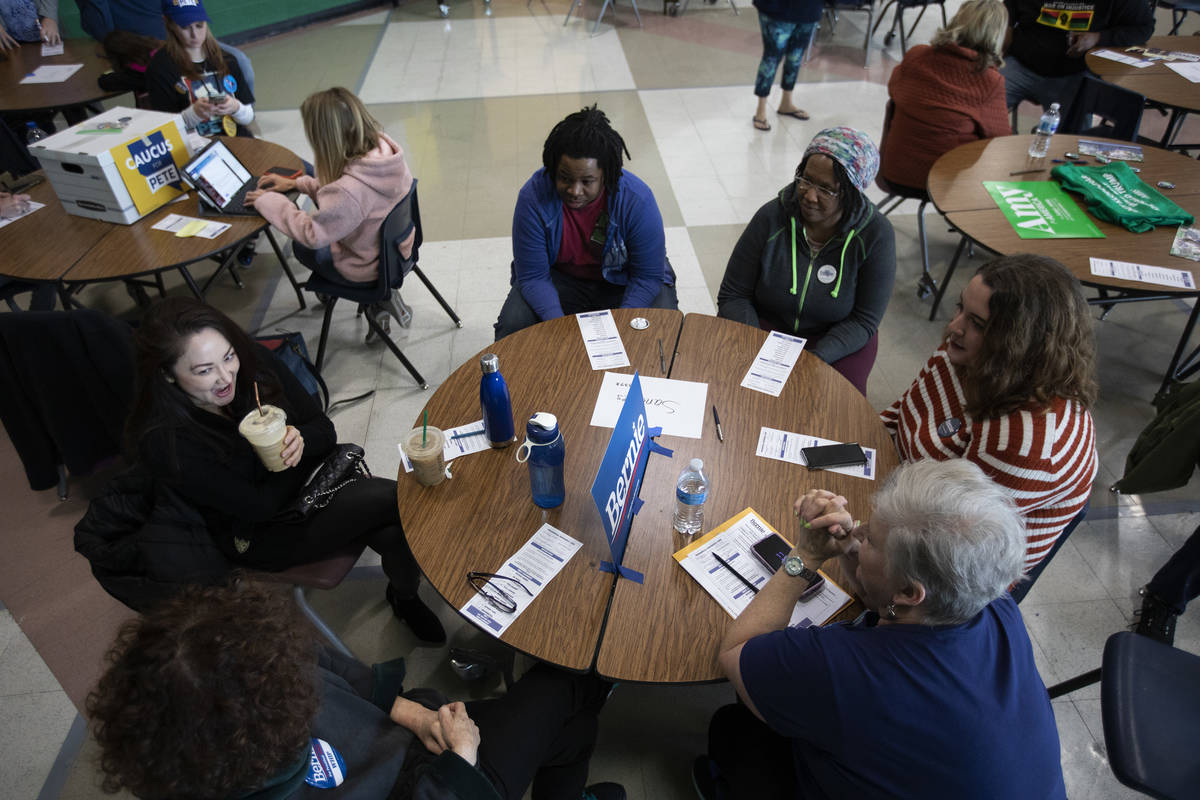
[1028, 103, 1061, 158]
[673, 458, 709, 535]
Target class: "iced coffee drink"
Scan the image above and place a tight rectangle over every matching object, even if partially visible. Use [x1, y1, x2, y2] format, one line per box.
[402, 427, 446, 486]
[239, 405, 288, 472]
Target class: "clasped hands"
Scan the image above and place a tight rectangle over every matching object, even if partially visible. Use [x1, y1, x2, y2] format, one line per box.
[792, 489, 862, 562]
[411, 701, 482, 766]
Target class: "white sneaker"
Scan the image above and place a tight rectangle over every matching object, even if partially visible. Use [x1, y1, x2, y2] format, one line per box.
[439, 3, 449, 17]
[388, 289, 413, 329]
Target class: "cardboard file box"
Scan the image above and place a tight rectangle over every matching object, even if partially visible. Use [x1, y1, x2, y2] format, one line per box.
[29, 107, 194, 224]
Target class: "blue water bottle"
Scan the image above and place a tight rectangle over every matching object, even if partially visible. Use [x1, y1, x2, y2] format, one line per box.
[479, 354, 514, 448]
[517, 412, 565, 508]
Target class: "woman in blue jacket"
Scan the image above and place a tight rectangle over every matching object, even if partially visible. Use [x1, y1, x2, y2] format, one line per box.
[494, 106, 677, 340]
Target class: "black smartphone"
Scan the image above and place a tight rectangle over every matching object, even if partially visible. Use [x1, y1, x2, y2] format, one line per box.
[265, 166, 304, 179]
[750, 533, 791, 573]
[802, 442, 867, 470]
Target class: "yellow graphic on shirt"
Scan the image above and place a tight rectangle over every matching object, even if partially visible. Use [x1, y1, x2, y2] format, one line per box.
[1036, 2, 1095, 31]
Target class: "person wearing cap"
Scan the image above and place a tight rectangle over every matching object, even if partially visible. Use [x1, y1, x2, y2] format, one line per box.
[145, 0, 254, 137]
[717, 127, 896, 395]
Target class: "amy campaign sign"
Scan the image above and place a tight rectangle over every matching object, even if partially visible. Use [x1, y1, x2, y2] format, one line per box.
[590, 371, 672, 583]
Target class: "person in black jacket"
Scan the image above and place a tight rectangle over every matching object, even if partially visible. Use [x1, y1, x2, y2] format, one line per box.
[88, 583, 626, 800]
[126, 297, 445, 643]
[1001, 0, 1152, 114]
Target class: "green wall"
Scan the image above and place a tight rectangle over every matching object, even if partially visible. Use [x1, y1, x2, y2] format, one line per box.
[57, 0, 385, 42]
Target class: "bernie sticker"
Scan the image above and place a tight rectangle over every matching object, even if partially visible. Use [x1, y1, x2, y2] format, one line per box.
[305, 738, 346, 789]
[816, 264, 837, 284]
[224, 74, 237, 93]
[936, 417, 962, 438]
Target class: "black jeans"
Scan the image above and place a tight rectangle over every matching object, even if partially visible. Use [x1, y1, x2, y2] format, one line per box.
[708, 702, 795, 800]
[248, 476, 420, 598]
[1148, 522, 1200, 614]
[469, 664, 611, 800]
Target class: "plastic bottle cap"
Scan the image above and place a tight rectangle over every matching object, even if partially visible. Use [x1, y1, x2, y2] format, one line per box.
[689, 458, 703, 471]
[1049, 103, 1060, 111]
[530, 412, 558, 430]
[480, 353, 499, 374]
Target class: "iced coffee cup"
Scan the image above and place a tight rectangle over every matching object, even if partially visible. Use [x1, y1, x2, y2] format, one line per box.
[239, 405, 289, 472]
[402, 426, 446, 487]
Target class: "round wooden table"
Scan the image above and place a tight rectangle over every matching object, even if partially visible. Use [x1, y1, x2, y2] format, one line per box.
[926, 134, 1200, 393]
[0, 173, 111, 283]
[1085, 36, 1200, 146]
[61, 136, 307, 306]
[0, 39, 120, 114]
[396, 310, 900, 683]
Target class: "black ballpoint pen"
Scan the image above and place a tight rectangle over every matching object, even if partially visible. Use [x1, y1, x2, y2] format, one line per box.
[713, 553, 759, 594]
[658, 338, 666, 374]
[712, 405, 725, 442]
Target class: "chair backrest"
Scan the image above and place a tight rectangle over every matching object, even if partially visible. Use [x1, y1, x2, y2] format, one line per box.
[378, 178, 423, 292]
[1102, 631, 1200, 799]
[1062, 76, 1145, 142]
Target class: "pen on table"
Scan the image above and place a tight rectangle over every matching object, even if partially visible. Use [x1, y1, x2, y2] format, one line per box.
[658, 338, 666, 374]
[450, 428, 485, 440]
[713, 553, 759, 595]
[1008, 168, 1046, 176]
[712, 405, 725, 443]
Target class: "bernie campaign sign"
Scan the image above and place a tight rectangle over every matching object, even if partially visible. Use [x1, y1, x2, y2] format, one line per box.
[590, 371, 672, 583]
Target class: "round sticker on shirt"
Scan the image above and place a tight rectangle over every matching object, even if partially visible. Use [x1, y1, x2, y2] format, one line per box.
[223, 74, 238, 94]
[305, 738, 347, 789]
[936, 417, 963, 438]
[816, 264, 837, 285]
[221, 115, 237, 136]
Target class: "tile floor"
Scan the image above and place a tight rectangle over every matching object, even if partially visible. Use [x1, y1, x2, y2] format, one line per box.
[4, 0, 1199, 797]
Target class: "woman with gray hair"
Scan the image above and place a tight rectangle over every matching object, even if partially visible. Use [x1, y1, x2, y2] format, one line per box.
[695, 459, 1066, 800]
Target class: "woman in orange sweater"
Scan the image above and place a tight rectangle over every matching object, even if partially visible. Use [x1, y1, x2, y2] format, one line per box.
[879, 0, 1011, 192]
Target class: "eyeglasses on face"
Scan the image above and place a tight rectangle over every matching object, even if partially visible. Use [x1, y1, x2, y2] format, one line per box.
[794, 173, 840, 201]
[466, 571, 532, 614]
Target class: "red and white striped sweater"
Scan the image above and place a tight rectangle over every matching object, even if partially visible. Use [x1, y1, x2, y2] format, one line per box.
[881, 348, 1098, 572]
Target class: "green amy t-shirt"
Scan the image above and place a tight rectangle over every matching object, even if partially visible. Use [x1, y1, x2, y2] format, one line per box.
[1051, 161, 1194, 233]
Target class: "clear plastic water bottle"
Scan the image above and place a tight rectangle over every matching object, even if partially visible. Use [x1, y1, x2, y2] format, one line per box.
[673, 458, 709, 535]
[1028, 103, 1061, 159]
[25, 121, 48, 144]
[479, 354, 514, 448]
[518, 412, 565, 509]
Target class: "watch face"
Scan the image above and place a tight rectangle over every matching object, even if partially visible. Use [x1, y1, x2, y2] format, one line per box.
[784, 556, 805, 577]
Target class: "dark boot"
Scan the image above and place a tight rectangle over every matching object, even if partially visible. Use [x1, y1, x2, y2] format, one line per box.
[386, 584, 446, 644]
[1134, 589, 1179, 646]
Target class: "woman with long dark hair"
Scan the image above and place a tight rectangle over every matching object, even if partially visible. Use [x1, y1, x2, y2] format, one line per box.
[125, 296, 445, 643]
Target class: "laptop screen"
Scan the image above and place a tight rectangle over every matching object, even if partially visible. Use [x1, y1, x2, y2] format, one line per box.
[183, 139, 252, 209]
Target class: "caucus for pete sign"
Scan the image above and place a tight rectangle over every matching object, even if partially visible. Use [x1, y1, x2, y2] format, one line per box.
[983, 180, 1105, 239]
[112, 126, 190, 215]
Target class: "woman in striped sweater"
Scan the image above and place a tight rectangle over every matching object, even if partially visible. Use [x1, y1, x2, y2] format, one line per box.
[881, 254, 1097, 598]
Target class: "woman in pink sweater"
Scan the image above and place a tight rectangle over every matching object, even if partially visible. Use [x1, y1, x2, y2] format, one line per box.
[247, 87, 415, 328]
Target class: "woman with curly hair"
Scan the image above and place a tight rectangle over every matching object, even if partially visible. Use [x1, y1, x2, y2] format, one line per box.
[89, 583, 626, 800]
[881, 254, 1098, 597]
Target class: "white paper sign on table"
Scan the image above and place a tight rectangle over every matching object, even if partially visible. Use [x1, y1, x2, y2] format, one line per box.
[459, 523, 583, 638]
[40, 42, 65, 56]
[674, 508, 852, 626]
[20, 64, 83, 83]
[740, 331, 807, 397]
[0, 201, 44, 229]
[1166, 61, 1200, 82]
[150, 213, 230, 239]
[755, 427, 877, 480]
[589, 371, 708, 438]
[1090, 49, 1152, 67]
[576, 310, 630, 370]
[1090, 257, 1196, 290]
[398, 420, 491, 473]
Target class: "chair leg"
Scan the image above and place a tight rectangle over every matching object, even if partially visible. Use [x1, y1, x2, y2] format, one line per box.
[862, 5, 874, 67]
[630, 0, 643, 27]
[265, 229, 306, 311]
[314, 298, 338, 373]
[929, 234, 968, 321]
[411, 266, 464, 327]
[728, 0, 738, 14]
[564, 0, 582, 25]
[366, 313, 430, 389]
[56, 463, 69, 501]
[593, 0, 614, 33]
[1047, 667, 1102, 699]
[916, 199, 930, 285]
[293, 585, 355, 658]
[878, 193, 902, 215]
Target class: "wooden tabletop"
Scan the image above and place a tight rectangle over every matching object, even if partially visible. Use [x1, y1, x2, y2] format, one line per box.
[595, 314, 900, 684]
[395, 308, 683, 673]
[0, 39, 119, 114]
[0, 172, 111, 281]
[927, 134, 1200, 295]
[63, 137, 304, 283]
[1085, 35, 1200, 113]
[926, 134, 1200, 214]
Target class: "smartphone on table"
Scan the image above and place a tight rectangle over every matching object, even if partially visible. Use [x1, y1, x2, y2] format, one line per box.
[751, 533, 825, 600]
[801, 442, 867, 471]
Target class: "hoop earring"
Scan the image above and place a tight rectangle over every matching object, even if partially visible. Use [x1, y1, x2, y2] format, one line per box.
[885, 603, 898, 620]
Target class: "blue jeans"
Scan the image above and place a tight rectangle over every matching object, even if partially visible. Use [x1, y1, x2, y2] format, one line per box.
[1000, 56, 1083, 116]
[293, 241, 375, 290]
[494, 268, 679, 341]
[755, 12, 817, 97]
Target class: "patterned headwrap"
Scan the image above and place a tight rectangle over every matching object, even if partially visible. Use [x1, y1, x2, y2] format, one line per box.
[803, 127, 880, 192]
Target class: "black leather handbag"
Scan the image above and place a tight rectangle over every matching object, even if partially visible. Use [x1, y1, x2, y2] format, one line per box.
[275, 444, 371, 523]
